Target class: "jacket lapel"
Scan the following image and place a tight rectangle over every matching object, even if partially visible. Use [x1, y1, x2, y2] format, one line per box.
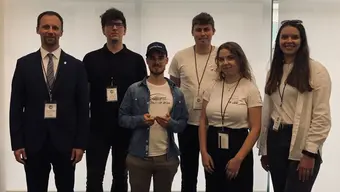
[52, 50, 66, 93]
[33, 50, 51, 95]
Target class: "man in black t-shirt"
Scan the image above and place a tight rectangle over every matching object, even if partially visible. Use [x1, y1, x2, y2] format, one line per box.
[83, 7, 147, 192]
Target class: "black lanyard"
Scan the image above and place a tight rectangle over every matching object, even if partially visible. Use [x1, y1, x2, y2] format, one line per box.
[109, 77, 116, 87]
[278, 82, 287, 107]
[194, 46, 212, 95]
[220, 79, 241, 126]
[279, 64, 293, 107]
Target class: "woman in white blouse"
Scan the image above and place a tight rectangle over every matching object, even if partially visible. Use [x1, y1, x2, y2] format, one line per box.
[258, 20, 331, 192]
[198, 42, 262, 191]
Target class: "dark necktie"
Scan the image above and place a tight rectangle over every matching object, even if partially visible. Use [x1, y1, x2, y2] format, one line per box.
[47, 53, 54, 88]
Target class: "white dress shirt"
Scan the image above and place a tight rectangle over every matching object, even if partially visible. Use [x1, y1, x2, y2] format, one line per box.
[40, 47, 61, 79]
[258, 59, 332, 160]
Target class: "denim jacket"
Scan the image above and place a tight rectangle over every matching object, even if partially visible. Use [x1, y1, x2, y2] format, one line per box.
[119, 77, 188, 159]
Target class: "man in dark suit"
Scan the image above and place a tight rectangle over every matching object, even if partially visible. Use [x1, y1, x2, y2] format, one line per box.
[9, 11, 89, 192]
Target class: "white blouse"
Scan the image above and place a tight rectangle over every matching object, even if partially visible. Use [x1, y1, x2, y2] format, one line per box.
[258, 59, 332, 160]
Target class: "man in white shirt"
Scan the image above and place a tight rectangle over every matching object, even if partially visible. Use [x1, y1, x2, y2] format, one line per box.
[119, 42, 188, 192]
[168, 12, 218, 192]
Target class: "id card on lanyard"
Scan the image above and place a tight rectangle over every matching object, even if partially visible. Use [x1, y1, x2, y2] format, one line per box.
[107, 77, 118, 102]
[218, 132, 229, 149]
[193, 46, 212, 110]
[218, 79, 241, 150]
[42, 59, 57, 119]
[45, 101, 57, 119]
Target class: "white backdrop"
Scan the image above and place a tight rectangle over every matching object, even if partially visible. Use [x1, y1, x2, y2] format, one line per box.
[0, 0, 6, 191]
[1, 0, 272, 191]
[279, 1, 340, 191]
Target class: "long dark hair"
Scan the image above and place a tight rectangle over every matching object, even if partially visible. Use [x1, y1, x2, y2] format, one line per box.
[265, 21, 312, 95]
[215, 42, 253, 81]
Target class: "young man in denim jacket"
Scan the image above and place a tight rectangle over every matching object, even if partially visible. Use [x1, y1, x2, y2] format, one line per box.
[119, 42, 188, 192]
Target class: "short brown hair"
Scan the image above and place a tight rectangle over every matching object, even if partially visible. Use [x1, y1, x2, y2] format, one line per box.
[100, 8, 126, 28]
[37, 11, 63, 31]
[215, 42, 253, 81]
[192, 12, 215, 32]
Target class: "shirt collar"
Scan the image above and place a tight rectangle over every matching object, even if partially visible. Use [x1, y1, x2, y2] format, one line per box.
[40, 47, 62, 59]
[139, 76, 176, 88]
[102, 43, 127, 55]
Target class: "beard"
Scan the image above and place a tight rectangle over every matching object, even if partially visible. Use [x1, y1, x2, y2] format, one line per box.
[150, 68, 165, 76]
[43, 36, 57, 47]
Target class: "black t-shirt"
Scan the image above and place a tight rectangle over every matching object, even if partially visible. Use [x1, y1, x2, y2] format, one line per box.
[83, 44, 147, 130]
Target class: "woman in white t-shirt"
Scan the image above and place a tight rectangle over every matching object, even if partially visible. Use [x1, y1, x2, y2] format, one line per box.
[198, 42, 262, 191]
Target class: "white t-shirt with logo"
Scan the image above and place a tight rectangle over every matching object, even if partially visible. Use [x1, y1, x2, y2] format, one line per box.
[203, 78, 262, 128]
[168, 46, 218, 126]
[147, 81, 173, 156]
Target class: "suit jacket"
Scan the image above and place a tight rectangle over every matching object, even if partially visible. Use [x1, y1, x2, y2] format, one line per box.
[9, 49, 90, 154]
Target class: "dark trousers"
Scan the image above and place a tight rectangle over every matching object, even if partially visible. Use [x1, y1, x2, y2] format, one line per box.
[205, 126, 253, 192]
[267, 121, 321, 192]
[24, 140, 75, 192]
[126, 154, 179, 192]
[86, 129, 131, 192]
[178, 124, 200, 192]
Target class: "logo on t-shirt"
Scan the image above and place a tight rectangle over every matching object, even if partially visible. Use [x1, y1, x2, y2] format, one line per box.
[150, 93, 171, 105]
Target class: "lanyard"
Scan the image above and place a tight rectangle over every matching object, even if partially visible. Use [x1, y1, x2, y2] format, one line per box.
[194, 46, 212, 95]
[110, 77, 115, 87]
[41, 60, 57, 102]
[278, 64, 293, 107]
[220, 79, 241, 126]
[278, 82, 287, 107]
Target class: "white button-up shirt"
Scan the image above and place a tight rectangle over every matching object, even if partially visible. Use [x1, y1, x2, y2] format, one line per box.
[257, 59, 332, 160]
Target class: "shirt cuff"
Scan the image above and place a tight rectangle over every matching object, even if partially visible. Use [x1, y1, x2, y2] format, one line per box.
[302, 150, 318, 158]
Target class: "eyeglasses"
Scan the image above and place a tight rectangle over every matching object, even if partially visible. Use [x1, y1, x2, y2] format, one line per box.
[105, 22, 124, 28]
[280, 19, 303, 25]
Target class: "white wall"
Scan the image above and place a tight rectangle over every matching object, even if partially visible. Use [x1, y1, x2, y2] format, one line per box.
[279, 1, 340, 192]
[2, 0, 272, 191]
[0, 0, 6, 191]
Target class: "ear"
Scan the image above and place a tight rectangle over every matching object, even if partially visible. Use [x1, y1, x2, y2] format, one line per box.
[123, 27, 127, 35]
[60, 30, 63, 37]
[146, 58, 152, 68]
[36, 27, 39, 34]
[102, 27, 105, 35]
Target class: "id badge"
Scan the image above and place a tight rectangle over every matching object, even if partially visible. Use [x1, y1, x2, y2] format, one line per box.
[106, 87, 118, 102]
[273, 116, 282, 131]
[44, 102, 57, 119]
[218, 132, 229, 149]
[193, 96, 203, 110]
